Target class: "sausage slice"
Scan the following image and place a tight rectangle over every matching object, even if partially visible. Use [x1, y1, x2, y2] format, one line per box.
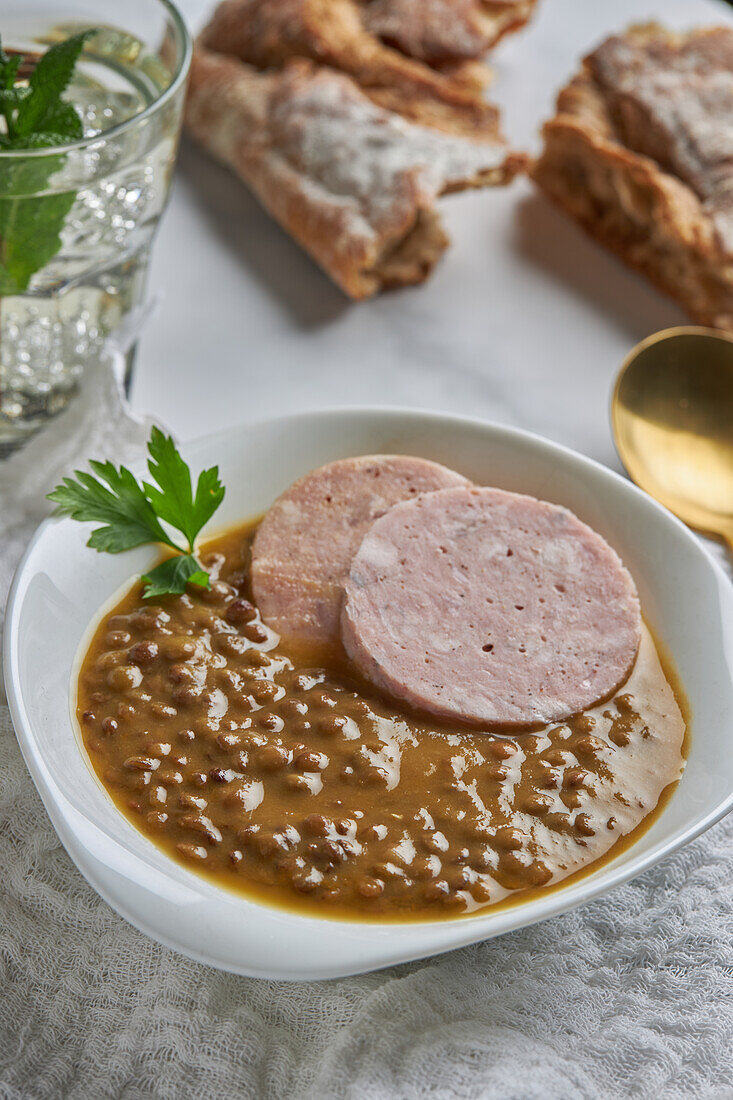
[341, 486, 641, 728]
[251, 456, 470, 644]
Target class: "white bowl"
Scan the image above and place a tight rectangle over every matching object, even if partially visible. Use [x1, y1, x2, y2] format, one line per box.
[5, 408, 733, 980]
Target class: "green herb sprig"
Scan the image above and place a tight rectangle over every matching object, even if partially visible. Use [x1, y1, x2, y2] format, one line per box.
[0, 30, 95, 294]
[48, 428, 226, 599]
[0, 31, 92, 148]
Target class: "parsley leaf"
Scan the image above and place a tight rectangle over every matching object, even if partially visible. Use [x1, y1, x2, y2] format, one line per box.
[47, 429, 226, 599]
[0, 31, 94, 294]
[144, 426, 226, 549]
[48, 460, 176, 554]
[141, 555, 211, 600]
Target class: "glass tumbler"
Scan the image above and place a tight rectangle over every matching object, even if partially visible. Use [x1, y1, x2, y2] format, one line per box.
[0, 0, 191, 453]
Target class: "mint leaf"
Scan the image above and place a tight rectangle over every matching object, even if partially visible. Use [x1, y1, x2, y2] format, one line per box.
[0, 31, 94, 293]
[0, 86, 31, 109]
[0, 50, 21, 91]
[42, 99, 84, 142]
[48, 429, 227, 599]
[141, 555, 211, 600]
[144, 427, 225, 550]
[15, 32, 92, 137]
[0, 189, 76, 294]
[5, 132, 72, 149]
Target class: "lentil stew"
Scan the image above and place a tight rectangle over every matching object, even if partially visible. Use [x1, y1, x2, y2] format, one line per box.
[76, 521, 686, 921]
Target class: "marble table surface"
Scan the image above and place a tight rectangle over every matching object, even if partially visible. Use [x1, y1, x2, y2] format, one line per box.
[131, 0, 731, 471]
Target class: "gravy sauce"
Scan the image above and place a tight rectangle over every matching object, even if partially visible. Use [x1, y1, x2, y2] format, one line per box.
[76, 521, 686, 921]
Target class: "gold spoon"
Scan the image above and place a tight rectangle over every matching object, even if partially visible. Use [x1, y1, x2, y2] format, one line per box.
[612, 326, 733, 550]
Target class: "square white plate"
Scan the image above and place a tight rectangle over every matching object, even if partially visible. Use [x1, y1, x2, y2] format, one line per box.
[5, 408, 733, 979]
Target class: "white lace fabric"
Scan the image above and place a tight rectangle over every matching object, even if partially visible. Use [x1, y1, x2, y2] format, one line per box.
[0, 366, 732, 1099]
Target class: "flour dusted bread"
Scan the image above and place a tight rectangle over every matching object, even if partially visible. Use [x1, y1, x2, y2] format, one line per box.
[533, 24, 733, 331]
[361, 0, 538, 63]
[186, 0, 531, 297]
[186, 45, 525, 298]
[198, 0, 504, 137]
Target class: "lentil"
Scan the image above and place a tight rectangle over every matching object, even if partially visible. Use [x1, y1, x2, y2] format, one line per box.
[76, 519, 686, 921]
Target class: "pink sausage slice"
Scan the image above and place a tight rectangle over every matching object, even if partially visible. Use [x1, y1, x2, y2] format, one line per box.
[341, 486, 641, 728]
[251, 456, 470, 644]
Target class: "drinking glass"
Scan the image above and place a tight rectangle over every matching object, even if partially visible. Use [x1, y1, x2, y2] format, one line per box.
[0, 0, 191, 453]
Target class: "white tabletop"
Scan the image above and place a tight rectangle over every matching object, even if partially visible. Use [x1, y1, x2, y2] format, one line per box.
[5, 6, 732, 1091]
[132, 0, 731, 467]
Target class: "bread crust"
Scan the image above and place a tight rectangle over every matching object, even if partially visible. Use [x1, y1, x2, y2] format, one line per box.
[186, 0, 536, 298]
[199, 0, 503, 138]
[186, 48, 525, 299]
[532, 24, 733, 331]
[360, 0, 538, 64]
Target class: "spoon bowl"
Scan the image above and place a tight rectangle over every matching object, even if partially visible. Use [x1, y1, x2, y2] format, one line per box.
[612, 327, 733, 548]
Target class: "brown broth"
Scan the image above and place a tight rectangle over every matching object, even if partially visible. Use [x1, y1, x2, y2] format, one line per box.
[75, 520, 688, 922]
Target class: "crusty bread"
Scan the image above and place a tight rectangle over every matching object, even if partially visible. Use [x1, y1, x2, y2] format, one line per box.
[186, 47, 524, 299]
[532, 24, 733, 331]
[360, 0, 538, 63]
[186, 0, 533, 298]
[198, 0, 504, 139]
